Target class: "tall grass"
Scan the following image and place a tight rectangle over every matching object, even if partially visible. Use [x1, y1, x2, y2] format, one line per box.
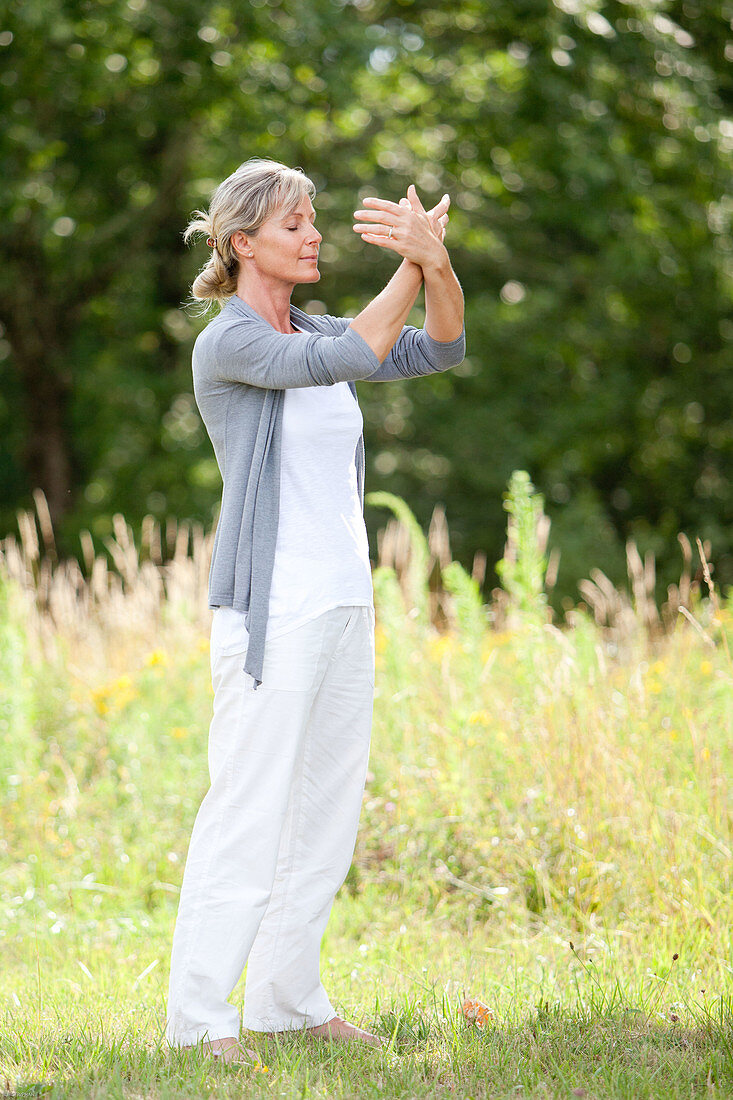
[1, 477, 731, 1098]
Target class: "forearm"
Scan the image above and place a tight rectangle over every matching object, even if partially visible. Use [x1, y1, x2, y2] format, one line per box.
[423, 253, 464, 342]
[348, 259, 424, 362]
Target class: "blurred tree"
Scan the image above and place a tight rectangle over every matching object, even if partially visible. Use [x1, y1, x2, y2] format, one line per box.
[0, 0, 371, 534]
[331, 0, 733, 598]
[1, 0, 731, 604]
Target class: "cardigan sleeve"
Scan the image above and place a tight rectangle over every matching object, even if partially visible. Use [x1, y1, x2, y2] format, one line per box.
[309, 313, 466, 381]
[197, 315, 381, 389]
[367, 324, 466, 380]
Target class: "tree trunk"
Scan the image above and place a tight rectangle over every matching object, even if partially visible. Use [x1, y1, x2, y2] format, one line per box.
[5, 289, 76, 525]
[21, 359, 75, 526]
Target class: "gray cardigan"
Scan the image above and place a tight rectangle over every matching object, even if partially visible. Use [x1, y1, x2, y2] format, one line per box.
[192, 293, 466, 687]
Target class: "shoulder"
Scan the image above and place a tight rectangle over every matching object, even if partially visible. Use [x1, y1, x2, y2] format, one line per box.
[194, 299, 271, 360]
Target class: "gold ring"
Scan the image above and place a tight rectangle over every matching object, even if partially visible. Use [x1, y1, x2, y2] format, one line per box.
[387, 226, 393, 239]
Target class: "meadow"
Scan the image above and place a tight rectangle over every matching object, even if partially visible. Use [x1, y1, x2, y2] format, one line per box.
[1, 476, 731, 1099]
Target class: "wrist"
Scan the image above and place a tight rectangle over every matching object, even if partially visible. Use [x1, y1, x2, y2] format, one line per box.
[398, 258, 424, 289]
[401, 257, 424, 277]
[421, 248, 450, 279]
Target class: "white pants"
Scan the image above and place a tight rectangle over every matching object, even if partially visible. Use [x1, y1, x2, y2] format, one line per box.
[165, 604, 375, 1046]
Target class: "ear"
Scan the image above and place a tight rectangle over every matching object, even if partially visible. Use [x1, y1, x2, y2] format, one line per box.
[231, 230, 253, 259]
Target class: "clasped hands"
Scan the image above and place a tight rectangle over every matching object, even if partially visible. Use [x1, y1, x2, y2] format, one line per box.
[352, 184, 450, 273]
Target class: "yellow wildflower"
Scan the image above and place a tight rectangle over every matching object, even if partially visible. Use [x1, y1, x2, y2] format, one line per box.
[428, 633, 457, 659]
[91, 690, 109, 715]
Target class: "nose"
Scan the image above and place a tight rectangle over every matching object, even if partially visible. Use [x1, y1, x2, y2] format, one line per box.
[308, 225, 322, 246]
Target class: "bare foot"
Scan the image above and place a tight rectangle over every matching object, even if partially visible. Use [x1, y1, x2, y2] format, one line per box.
[181, 1036, 259, 1065]
[307, 1015, 383, 1049]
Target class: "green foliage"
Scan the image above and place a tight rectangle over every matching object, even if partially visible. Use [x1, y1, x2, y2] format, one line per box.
[366, 490, 430, 623]
[370, 563, 416, 685]
[440, 559, 487, 652]
[496, 470, 549, 622]
[1, 0, 732, 607]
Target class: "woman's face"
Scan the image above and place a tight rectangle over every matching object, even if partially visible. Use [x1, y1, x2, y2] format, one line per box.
[233, 194, 322, 286]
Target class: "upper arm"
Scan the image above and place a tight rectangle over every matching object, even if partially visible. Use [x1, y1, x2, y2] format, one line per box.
[197, 317, 380, 389]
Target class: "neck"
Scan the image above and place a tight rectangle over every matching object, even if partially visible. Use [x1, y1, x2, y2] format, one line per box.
[235, 273, 295, 333]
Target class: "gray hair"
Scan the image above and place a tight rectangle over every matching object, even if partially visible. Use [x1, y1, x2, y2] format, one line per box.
[184, 158, 316, 303]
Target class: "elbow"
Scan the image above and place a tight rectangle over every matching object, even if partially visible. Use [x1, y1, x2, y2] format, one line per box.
[316, 350, 381, 386]
[425, 326, 466, 371]
[311, 344, 351, 386]
[442, 330, 466, 369]
[293, 330, 377, 386]
[450, 332, 466, 367]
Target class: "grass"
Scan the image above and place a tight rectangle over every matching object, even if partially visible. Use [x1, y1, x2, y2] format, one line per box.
[1, 480, 732, 1098]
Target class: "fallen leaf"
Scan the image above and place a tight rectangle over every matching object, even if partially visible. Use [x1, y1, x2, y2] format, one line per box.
[461, 998, 494, 1027]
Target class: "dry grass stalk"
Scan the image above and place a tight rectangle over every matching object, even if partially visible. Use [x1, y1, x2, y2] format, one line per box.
[576, 530, 714, 655]
[378, 505, 711, 652]
[0, 492, 214, 672]
[1, 491, 724, 668]
[696, 536, 732, 669]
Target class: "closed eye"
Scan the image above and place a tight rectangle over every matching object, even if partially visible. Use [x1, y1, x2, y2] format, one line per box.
[285, 217, 316, 231]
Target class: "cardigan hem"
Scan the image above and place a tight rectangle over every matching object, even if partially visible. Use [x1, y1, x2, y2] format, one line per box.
[209, 596, 250, 613]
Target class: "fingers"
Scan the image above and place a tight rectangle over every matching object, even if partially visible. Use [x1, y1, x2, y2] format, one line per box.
[408, 183, 450, 220]
[421, 203, 449, 244]
[353, 212, 400, 242]
[406, 184, 426, 214]
[359, 191, 449, 216]
[353, 226, 396, 240]
[357, 232, 401, 252]
[424, 194, 450, 241]
[426, 195, 450, 216]
[353, 187, 451, 255]
[359, 196, 405, 214]
[353, 208, 400, 225]
[356, 192, 449, 226]
[353, 195, 410, 241]
[352, 222, 393, 234]
[434, 194, 450, 218]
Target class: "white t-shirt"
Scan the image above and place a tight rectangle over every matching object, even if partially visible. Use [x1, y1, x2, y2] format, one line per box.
[211, 325, 373, 654]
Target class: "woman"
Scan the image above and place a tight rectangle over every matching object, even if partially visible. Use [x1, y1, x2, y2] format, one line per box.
[165, 158, 465, 1064]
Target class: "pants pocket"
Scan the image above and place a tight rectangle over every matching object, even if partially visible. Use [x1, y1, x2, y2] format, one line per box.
[338, 607, 375, 687]
[255, 617, 329, 693]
